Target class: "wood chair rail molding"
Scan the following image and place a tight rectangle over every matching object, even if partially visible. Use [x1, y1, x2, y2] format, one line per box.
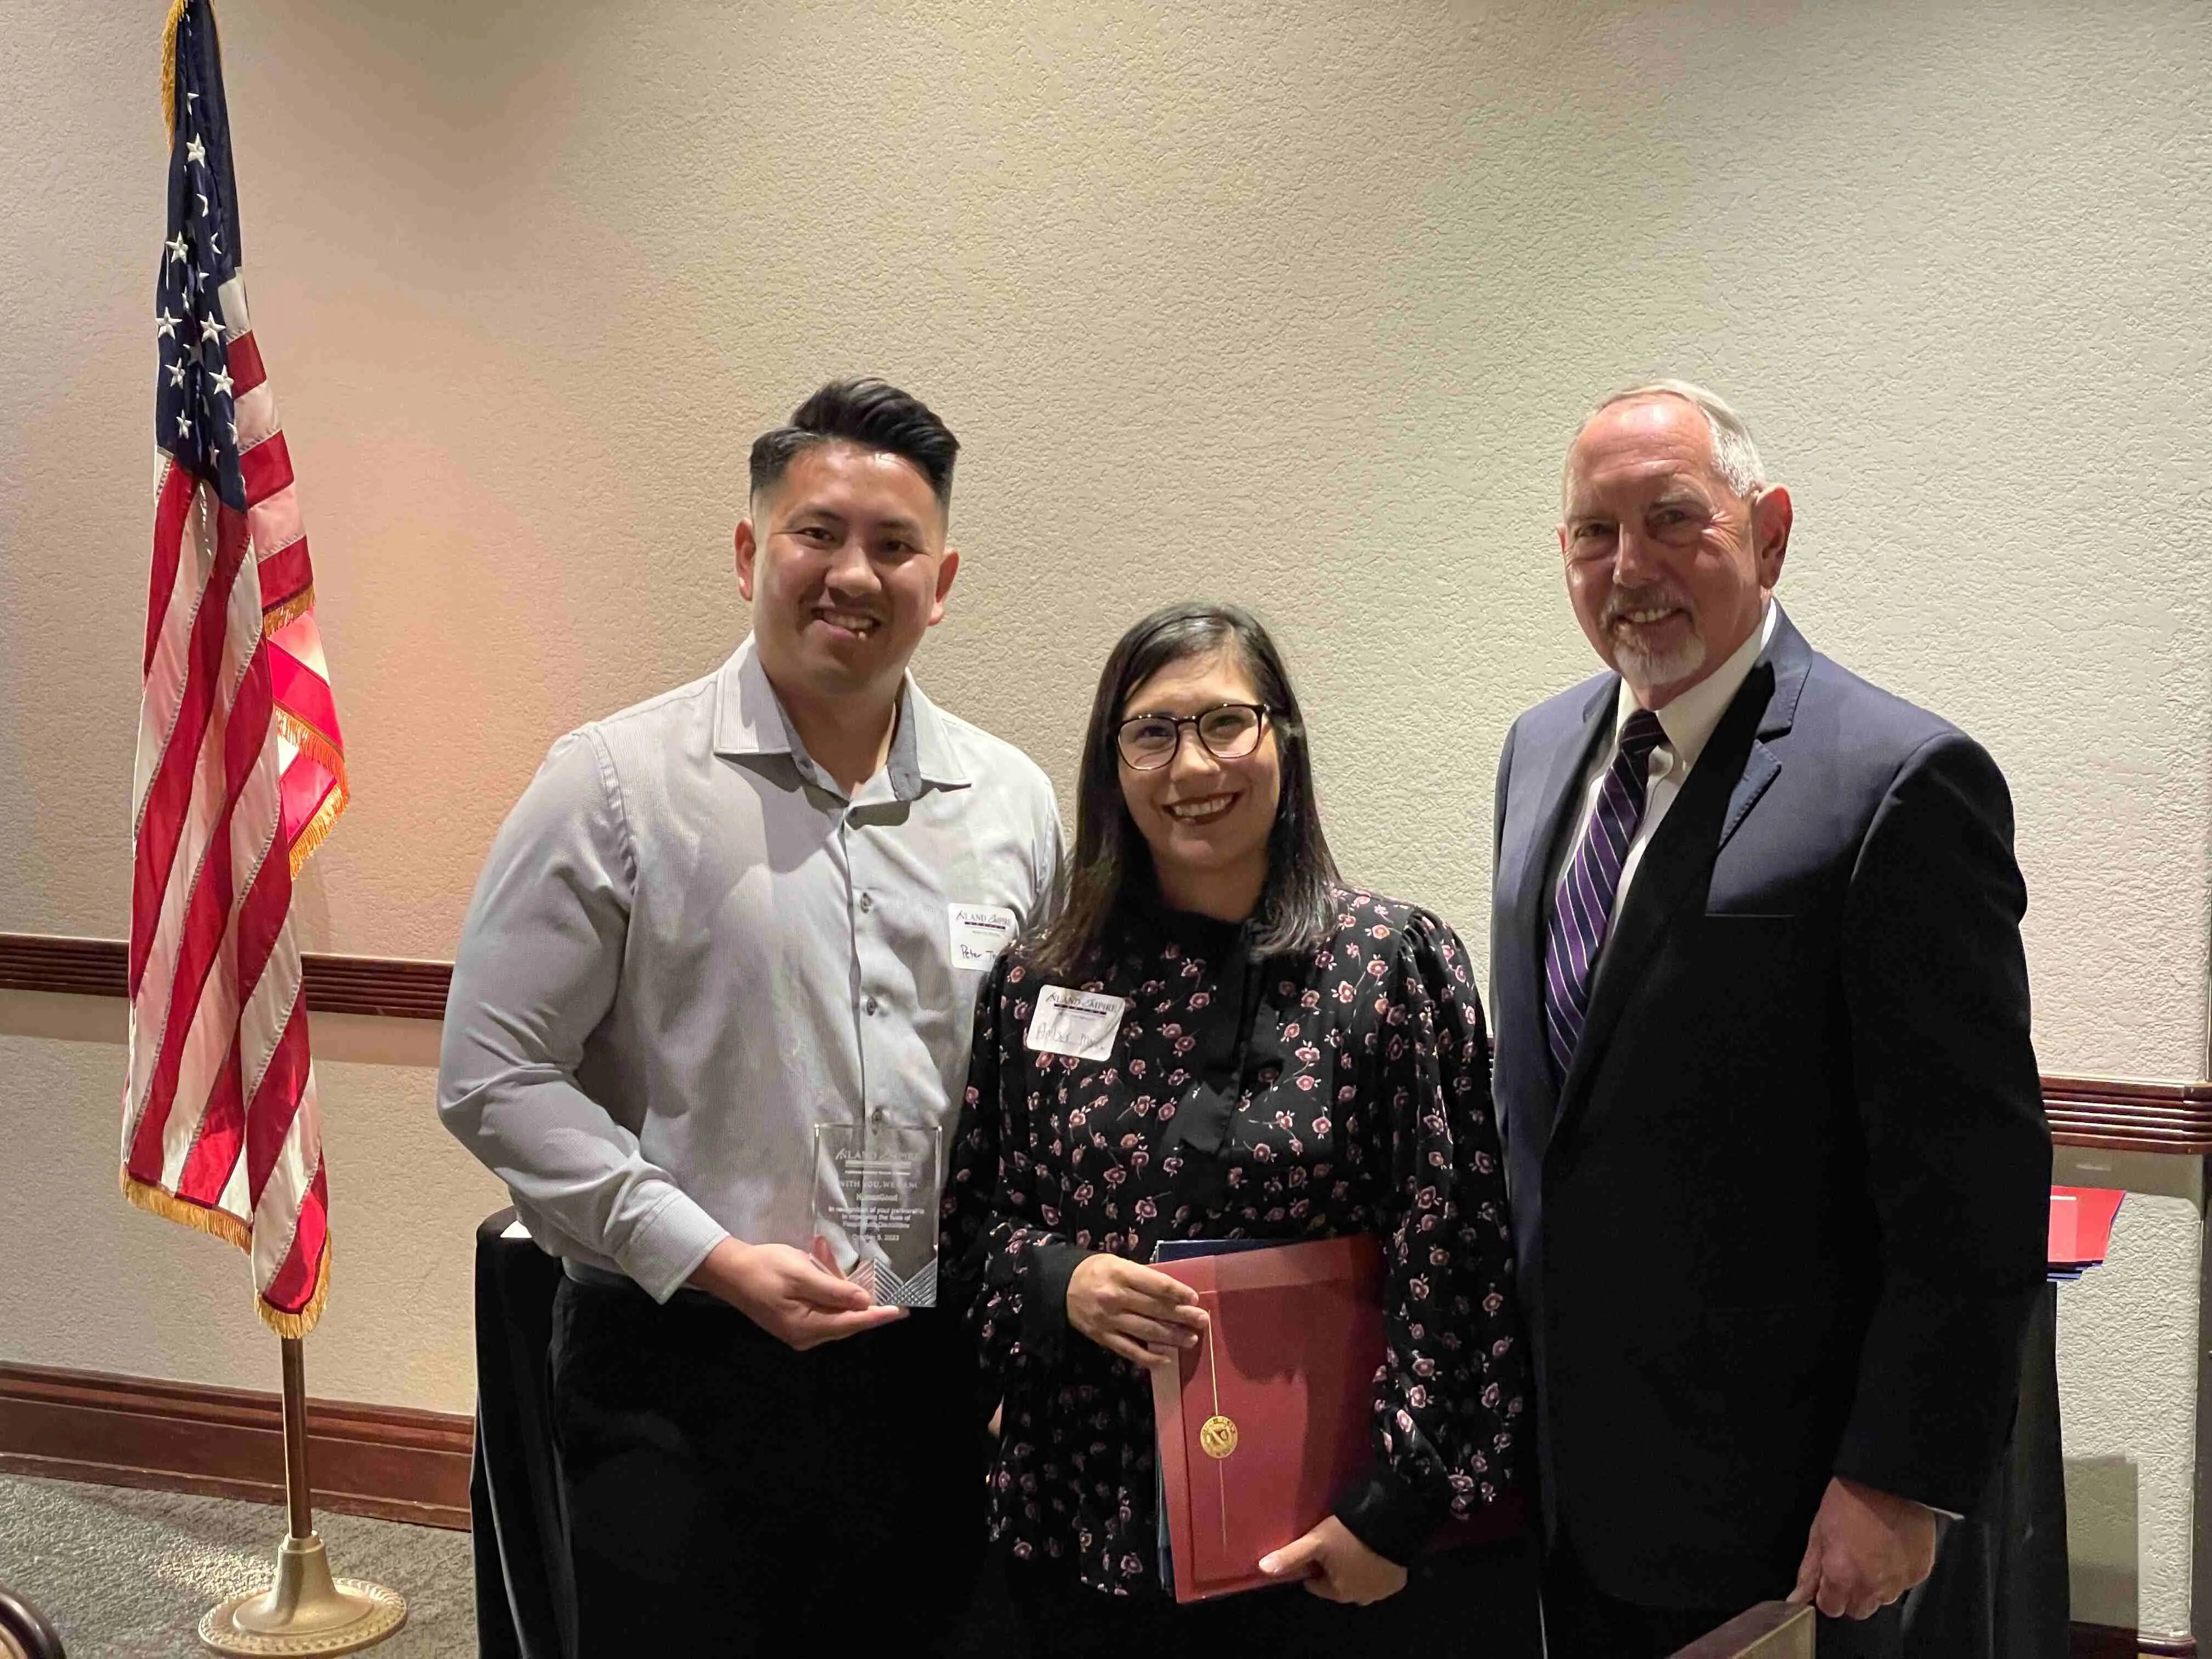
[0, 1362, 470, 1530]
[2070, 1626, 2198, 1658]
[4, 933, 2209, 1154]
[0, 932, 448, 1021]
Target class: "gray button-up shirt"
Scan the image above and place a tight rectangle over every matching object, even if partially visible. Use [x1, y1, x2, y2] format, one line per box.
[437, 637, 1063, 1301]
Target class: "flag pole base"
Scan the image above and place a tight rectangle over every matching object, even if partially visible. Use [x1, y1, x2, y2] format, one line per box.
[198, 1532, 406, 1655]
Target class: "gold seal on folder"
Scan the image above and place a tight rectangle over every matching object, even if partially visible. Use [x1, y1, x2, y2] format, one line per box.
[1199, 1413, 1238, 1459]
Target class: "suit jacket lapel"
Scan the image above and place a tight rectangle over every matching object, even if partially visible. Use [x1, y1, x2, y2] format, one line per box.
[1506, 682, 1615, 1146]
[1548, 657, 1780, 1147]
[1717, 607, 1812, 853]
[1512, 681, 1616, 948]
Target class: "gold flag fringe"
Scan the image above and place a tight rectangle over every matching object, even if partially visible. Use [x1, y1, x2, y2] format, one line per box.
[286, 771, 351, 879]
[258, 1238, 332, 1339]
[261, 583, 317, 636]
[272, 705, 352, 878]
[159, 0, 190, 139]
[121, 1169, 333, 1338]
[273, 703, 346, 781]
[122, 1168, 252, 1250]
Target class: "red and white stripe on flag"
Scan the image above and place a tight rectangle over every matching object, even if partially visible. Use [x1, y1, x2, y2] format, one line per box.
[123, 269, 349, 1338]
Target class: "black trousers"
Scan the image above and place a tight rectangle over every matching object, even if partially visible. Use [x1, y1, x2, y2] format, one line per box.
[1007, 1538, 1542, 1659]
[1539, 1530, 1902, 1659]
[548, 1275, 985, 1656]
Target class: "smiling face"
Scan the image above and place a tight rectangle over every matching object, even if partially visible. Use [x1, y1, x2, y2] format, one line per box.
[735, 440, 958, 709]
[1116, 649, 1282, 911]
[1559, 394, 1790, 707]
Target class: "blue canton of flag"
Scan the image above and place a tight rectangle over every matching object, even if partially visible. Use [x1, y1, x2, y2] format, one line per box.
[156, 0, 248, 514]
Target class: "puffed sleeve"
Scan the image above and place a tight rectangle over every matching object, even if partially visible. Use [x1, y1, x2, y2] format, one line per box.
[1331, 911, 1530, 1564]
[941, 952, 1091, 1404]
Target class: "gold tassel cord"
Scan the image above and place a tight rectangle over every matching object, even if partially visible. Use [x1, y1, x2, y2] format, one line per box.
[159, 0, 190, 140]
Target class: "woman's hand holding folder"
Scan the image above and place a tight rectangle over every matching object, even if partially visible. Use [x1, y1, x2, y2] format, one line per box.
[1259, 1515, 1409, 1605]
[1067, 1255, 1211, 1368]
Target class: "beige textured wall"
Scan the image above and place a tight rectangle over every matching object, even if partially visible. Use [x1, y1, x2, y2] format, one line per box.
[2050, 1159, 2205, 1635]
[2, 0, 2205, 1630]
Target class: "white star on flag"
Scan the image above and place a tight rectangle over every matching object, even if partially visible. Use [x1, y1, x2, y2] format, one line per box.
[186, 133, 207, 166]
[156, 309, 180, 339]
[167, 233, 189, 264]
[199, 314, 224, 344]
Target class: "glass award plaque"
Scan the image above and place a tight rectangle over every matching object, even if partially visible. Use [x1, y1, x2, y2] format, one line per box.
[812, 1122, 942, 1307]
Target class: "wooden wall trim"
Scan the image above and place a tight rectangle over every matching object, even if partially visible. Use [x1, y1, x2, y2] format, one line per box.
[6, 931, 2210, 1156]
[2072, 1627, 2199, 1658]
[0, 933, 450, 1022]
[0, 1362, 471, 1531]
[2045, 1075, 2212, 1156]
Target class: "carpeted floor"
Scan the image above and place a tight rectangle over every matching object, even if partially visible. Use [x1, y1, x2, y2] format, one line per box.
[0, 1474, 473, 1658]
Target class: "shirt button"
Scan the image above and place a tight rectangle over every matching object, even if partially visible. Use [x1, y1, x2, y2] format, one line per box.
[858, 892, 873, 912]
[865, 996, 880, 1016]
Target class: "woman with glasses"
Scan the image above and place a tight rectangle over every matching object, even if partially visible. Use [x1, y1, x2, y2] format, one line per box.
[943, 602, 1539, 1655]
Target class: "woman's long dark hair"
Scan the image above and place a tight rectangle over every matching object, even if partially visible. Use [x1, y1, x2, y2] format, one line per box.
[1033, 602, 1340, 978]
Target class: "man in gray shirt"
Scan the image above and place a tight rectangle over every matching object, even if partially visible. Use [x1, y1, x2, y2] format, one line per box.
[439, 380, 1061, 1652]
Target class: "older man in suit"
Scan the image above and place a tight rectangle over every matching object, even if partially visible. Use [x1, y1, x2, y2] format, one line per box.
[1487, 381, 2051, 1658]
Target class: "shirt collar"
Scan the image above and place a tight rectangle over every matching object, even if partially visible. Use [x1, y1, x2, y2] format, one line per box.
[712, 635, 972, 798]
[1612, 601, 1777, 771]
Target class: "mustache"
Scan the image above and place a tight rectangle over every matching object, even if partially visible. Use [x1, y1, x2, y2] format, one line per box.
[1600, 584, 1693, 628]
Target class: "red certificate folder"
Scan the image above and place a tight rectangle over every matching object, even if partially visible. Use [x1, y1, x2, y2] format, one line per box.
[1148, 1234, 1386, 1602]
[2049, 1185, 2124, 1272]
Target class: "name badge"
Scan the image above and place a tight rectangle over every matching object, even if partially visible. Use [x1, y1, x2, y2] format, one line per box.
[1026, 986, 1127, 1062]
[948, 903, 1019, 970]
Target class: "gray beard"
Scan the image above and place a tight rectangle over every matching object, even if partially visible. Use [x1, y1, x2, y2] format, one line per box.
[1613, 632, 1708, 692]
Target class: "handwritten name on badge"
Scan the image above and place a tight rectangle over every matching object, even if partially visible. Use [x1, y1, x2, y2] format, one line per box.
[948, 904, 1019, 970]
[1025, 986, 1127, 1062]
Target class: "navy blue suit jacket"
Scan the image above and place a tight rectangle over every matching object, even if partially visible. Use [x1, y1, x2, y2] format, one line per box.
[1488, 607, 2050, 1610]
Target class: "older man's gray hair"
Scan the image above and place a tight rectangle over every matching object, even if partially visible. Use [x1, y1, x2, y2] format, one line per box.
[1565, 379, 1768, 504]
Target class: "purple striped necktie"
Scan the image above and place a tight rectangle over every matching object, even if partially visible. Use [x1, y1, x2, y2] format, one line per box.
[1543, 708, 1668, 1080]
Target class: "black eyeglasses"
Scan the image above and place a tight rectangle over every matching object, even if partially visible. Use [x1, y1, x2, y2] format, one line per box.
[1114, 703, 1273, 770]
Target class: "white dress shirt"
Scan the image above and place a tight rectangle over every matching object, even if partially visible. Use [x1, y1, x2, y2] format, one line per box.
[437, 636, 1064, 1301]
[1551, 603, 1778, 940]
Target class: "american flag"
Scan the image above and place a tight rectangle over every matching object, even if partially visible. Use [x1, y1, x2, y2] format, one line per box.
[122, 0, 348, 1336]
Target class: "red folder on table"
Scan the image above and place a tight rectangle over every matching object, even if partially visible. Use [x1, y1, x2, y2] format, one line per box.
[1148, 1234, 1386, 1602]
[2049, 1185, 2124, 1274]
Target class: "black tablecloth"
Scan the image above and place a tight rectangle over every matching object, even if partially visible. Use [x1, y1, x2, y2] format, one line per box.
[1899, 1282, 2069, 1659]
[470, 1210, 572, 1659]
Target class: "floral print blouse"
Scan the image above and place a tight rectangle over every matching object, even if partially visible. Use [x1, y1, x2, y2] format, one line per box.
[941, 887, 1528, 1595]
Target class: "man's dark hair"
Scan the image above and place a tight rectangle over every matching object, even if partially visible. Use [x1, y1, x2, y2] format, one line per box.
[748, 377, 959, 511]
[1034, 602, 1341, 978]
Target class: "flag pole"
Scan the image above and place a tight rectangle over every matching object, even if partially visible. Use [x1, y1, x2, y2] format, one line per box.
[197, 1338, 408, 1655]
